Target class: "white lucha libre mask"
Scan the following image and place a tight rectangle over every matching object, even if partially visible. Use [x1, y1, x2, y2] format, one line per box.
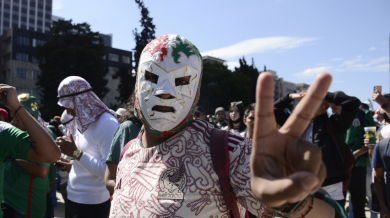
[135, 34, 202, 136]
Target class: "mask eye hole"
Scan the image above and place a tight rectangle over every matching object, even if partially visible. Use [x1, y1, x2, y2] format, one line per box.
[175, 76, 191, 86]
[145, 71, 159, 84]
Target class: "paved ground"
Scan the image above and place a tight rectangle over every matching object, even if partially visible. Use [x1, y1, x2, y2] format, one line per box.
[54, 191, 65, 218]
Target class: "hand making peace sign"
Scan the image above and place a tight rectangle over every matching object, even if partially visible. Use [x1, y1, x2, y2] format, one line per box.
[250, 72, 331, 208]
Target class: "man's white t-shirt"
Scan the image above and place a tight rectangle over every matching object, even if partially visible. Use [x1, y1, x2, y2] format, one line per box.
[67, 112, 118, 204]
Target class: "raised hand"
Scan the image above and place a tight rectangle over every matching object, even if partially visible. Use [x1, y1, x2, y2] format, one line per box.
[56, 135, 77, 157]
[372, 90, 386, 105]
[250, 72, 331, 207]
[0, 84, 22, 110]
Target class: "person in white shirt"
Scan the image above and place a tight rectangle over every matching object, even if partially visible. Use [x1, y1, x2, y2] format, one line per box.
[55, 76, 119, 218]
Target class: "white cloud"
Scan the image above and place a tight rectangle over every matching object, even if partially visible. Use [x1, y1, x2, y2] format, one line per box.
[201, 37, 317, 59]
[336, 56, 388, 72]
[53, 0, 63, 10]
[294, 66, 332, 77]
[330, 58, 343, 61]
[225, 61, 240, 71]
[369, 47, 376, 51]
[295, 56, 389, 78]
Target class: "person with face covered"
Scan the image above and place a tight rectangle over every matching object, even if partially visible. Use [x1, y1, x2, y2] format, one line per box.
[56, 110, 76, 218]
[224, 101, 246, 135]
[109, 34, 340, 218]
[55, 77, 119, 218]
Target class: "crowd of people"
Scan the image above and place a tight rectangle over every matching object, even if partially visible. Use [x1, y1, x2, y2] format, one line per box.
[0, 34, 387, 218]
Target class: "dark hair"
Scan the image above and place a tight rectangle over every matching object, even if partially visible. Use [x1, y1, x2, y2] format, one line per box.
[118, 91, 142, 127]
[227, 103, 246, 132]
[360, 103, 369, 110]
[244, 103, 255, 118]
[49, 120, 59, 128]
[383, 93, 390, 101]
[380, 112, 390, 122]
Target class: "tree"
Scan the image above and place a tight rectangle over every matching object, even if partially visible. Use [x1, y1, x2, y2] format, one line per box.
[112, 65, 136, 104]
[198, 62, 251, 114]
[35, 19, 108, 120]
[133, 0, 156, 71]
[235, 57, 260, 104]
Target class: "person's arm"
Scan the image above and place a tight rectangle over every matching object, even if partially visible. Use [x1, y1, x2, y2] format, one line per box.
[273, 94, 294, 126]
[105, 161, 117, 194]
[78, 115, 118, 178]
[372, 91, 390, 118]
[374, 167, 390, 217]
[325, 91, 360, 133]
[353, 146, 369, 159]
[15, 160, 49, 179]
[0, 84, 61, 163]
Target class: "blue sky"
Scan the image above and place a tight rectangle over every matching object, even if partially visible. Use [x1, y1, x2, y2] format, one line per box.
[53, 0, 389, 109]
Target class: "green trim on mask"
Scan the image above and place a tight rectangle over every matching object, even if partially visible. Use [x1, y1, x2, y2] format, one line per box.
[172, 36, 202, 64]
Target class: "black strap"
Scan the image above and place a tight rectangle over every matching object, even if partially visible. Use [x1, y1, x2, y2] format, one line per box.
[209, 128, 241, 218]
[62, 117, 74, 125]
[57, 88, 93, 98]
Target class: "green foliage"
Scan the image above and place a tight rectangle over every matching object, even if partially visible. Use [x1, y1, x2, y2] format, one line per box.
[35, 19, 108, 120]
[112, 66, 136, 104]
[235, 57, 260, 104]
[198, 62, 251, 114]
[133, 0, 156, 71]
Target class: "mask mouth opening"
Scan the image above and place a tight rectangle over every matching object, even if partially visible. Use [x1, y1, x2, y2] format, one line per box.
[152, 105, 176, 113]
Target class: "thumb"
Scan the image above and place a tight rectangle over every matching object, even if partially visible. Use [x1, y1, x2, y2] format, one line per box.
[256, 172, 319, 206]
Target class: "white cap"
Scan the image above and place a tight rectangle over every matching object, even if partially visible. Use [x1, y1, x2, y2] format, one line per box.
[116, 108, 126, 116]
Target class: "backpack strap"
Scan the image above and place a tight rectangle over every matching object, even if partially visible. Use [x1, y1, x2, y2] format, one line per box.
[210, 128, 241, 218]
[378, 137, 390, 171]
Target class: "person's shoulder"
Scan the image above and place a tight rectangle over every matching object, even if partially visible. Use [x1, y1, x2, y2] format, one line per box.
[95, 112, 119, 127]
[0, 121, 14, 134]
[226, 131, 251, 152]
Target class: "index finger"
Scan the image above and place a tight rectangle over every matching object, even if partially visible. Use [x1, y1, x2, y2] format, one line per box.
[280, 73, 332, 138]
[253, 73, 277, 138]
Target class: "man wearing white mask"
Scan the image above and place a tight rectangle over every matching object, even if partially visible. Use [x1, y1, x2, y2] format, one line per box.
[109, 34, 338, 218]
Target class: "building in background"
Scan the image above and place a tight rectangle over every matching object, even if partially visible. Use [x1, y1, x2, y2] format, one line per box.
[0, 0, 52, 35]
[0, 27, 50, 97]
[0, 27, 132, 107]
[103, 44, 132, 107]
[203, 55, 225, 65]
[261, 68, 309, 103]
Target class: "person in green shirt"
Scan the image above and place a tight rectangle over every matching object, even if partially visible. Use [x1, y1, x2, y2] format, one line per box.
[104, 92, 142, 194]
[0, 84, 60, 218]
[340, 105, 376, 218]
[3, 93, 56, 218]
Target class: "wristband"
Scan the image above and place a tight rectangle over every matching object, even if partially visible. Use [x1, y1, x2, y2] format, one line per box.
[14, 105, 24, 115]
[381, 102, 389, 109]
[353, 151, 358, 159]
